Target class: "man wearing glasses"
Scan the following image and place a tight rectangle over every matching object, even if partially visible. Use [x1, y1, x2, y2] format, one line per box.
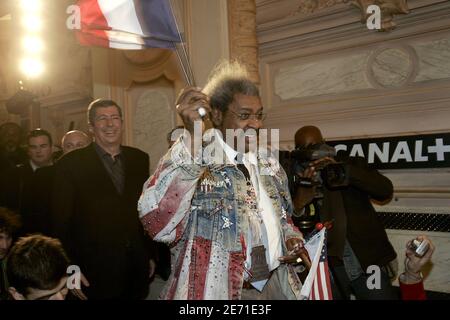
[138, 61, 306, 300]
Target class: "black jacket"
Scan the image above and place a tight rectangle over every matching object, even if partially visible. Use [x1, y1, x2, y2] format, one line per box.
[320, 153, 397, 269]
[288, 152, 397, 270]
[50, 143, 154, 299]
[0, 162, 33, 212]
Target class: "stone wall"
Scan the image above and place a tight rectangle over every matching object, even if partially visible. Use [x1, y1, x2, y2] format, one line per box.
[257, 0, 450, 293]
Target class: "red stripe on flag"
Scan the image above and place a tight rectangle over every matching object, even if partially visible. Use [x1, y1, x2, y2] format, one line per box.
[76, 0, 109, 47]
[166, 239, 189, 300]
[323, 261, 333, 300]
[228, 251, 245, 300]
[140, 176, 191, 238]
[78, 0, 110, 30]
[316, 263, 324, 299]
[187, 237, 212, 300]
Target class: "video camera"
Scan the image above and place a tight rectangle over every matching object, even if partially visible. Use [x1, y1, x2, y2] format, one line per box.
[291, 143, 349, 198]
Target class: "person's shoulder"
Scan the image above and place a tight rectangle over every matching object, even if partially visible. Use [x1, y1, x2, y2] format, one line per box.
[57, 144, 93, 165]
[15, 161, 32, 173]
[2, 163, 24, 177]
[122, 146, 149, 160]
[35, 164, 55, 174]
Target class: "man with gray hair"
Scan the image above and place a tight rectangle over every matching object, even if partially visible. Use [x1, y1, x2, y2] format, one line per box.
[138, 61, 306, 300]
[51, 99, 155, 299]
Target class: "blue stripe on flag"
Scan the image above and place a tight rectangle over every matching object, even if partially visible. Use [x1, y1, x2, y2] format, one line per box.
[133, 0, 181, 42]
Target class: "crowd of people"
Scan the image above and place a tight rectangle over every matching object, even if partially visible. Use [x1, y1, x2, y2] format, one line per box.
[0, 60, 436, 300]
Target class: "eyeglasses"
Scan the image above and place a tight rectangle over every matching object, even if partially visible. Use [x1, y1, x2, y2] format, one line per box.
[228, 110, 267, 121]
[95, 115, 122, 123]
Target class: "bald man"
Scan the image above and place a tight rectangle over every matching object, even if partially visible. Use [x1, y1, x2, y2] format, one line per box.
[291, 125, 398, 300]
[61, 130, 91, 155]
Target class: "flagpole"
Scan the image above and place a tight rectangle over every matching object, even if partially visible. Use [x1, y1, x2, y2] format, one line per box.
[168, 0, 196, 87]
[167, 0, 213, 130]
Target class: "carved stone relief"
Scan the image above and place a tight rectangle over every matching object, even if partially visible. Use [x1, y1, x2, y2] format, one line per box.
[367, 46, 417, 88]
[291, 0, 410, 31]
[132, 82, 175, 172]
[292, 0, 347, 15]
[351, 0, 409, 31]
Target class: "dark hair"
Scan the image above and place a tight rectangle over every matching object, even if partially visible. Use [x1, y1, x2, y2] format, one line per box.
[87, 99, 123, 125]
[6, 235, 70, 295]
[0, 207, 21, 236]
[203, 61, 260, 112]
[27, 128, 53, 146]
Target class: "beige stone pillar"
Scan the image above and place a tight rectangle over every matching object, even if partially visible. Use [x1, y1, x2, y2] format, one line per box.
[228, 0, 260, 84]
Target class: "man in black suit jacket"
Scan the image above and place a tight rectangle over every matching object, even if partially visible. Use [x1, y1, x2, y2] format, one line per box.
[0, 122, 27, 176]
[291, 126, 398, 300]
[29, 130, 92, 237]
[0, 129, 54, 235]
[51, 99, 154, 299]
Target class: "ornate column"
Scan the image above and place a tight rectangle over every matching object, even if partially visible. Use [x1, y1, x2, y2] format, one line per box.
[228, 0, 260, 84]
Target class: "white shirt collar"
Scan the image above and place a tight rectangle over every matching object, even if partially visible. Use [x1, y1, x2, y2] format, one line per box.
[215, 130, 239, 165]
[214, 130, 261, 167]
[29, 160, 39, 172]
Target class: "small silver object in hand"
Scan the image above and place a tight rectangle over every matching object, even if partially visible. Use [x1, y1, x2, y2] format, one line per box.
[197, 107, 207, 118]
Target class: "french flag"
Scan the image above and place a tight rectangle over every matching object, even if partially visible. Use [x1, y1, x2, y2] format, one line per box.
[76, 0, 182, 49]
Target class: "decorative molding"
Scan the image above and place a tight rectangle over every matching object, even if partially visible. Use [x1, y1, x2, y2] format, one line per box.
[289, 0, 409, 31]
[257, 0, 450, 59]
[350, 0, 409, 31]
[291, 0, 348, 15]
[366, 44, 418, 88]
[228, 0, 260, 84]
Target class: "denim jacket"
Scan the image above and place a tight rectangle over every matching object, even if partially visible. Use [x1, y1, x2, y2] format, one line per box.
[138, 135, 303, 299]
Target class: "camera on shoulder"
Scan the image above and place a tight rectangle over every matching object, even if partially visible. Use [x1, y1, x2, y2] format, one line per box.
[291, 143, 349, 192]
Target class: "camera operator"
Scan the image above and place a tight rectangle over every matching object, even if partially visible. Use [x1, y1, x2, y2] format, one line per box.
[290, 126, 398, 299]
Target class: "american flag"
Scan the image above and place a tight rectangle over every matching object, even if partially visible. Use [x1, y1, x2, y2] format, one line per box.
[300, 228, 333, 300]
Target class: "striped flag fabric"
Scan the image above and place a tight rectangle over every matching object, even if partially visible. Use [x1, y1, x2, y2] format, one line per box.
[75, 0, 182, 49]
[300, 228, 333, 300]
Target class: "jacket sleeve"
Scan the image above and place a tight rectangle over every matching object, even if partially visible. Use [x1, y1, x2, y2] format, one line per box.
[399, 277, 427, 300]
[347, 156, 394, 202]
[50, 160, 76, 249]
[138, 139, 203, 246]
[276, 161, 304, 241]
